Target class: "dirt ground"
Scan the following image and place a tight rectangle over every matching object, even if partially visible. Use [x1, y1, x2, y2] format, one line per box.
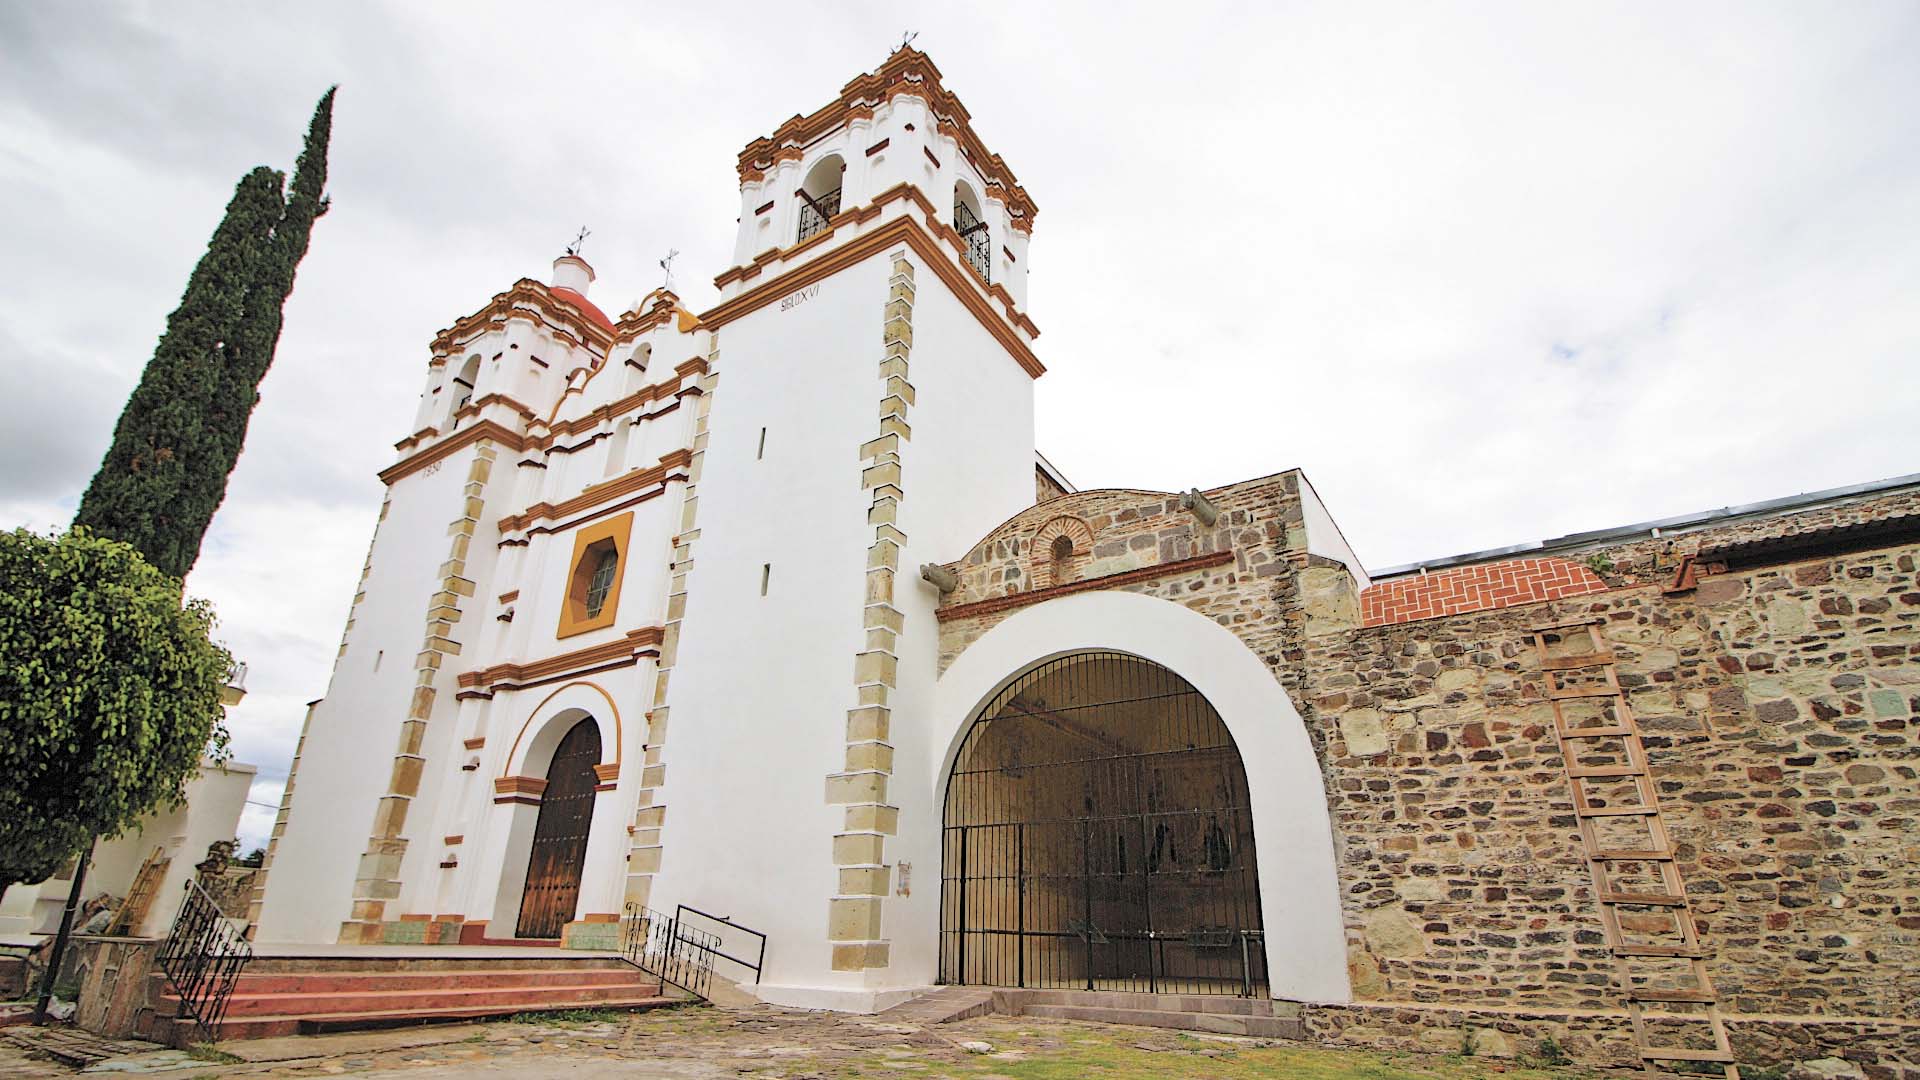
[0, 1001, 1602, 1079]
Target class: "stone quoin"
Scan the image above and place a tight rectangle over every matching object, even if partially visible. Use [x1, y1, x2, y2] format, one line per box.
[251, 47, 1920, 1074]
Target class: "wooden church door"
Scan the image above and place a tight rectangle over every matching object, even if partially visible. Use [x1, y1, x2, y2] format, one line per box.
[516, 718, 601, 939]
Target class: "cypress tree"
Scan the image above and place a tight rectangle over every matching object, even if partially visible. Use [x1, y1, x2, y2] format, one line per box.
[194, 89, 335, 533]
[75, 88, 334, 580]
[73, 167, 284, 578]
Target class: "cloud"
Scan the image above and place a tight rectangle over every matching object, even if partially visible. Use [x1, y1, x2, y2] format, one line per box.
[4, 1, 1919, 851]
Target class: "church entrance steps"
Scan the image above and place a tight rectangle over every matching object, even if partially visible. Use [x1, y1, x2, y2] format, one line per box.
[150, 954, 675, 1044]
[875, 987, 1307, 1040]
[1004, 990, 1303, 1039]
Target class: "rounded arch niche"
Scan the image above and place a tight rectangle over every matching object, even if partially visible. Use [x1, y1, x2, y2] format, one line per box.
[932, 590, 1350, 1003]
[942, 651, 1266, 995]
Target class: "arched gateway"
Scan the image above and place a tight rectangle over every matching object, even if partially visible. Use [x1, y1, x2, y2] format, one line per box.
[941, 652, 1267, 995]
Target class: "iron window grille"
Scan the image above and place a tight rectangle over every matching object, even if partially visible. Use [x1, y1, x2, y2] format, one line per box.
[584, 547, 620, 617]
[797, 187, 842, 243]
[954, 200, 992, 284]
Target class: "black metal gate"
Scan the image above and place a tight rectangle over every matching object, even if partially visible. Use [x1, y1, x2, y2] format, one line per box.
[940, 652, 1266, 996]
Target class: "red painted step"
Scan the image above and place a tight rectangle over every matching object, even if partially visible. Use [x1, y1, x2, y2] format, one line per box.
[231, 967, 653, 997]
[150, 958, 680, 1043]
[203, 979, 666, 1019]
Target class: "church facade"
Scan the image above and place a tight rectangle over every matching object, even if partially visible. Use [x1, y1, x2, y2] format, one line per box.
[254, 49, 1919, 1071]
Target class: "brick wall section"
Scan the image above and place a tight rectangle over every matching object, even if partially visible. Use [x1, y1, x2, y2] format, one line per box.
[1358, 557, 1607, 626]
[935, 476, 1920, 1069]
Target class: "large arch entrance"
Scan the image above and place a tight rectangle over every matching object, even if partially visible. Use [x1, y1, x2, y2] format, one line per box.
[515, 717, 601, 939]
[940, 651, 1267, 996]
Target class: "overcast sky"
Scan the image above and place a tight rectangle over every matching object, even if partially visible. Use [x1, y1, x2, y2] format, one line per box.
[3, 2, 1916, 851]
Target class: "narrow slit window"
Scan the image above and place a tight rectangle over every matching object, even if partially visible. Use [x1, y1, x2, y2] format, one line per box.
[757, 426, 767, 460]
[761, 563, 771, 596]
[584, 547, 620, 617]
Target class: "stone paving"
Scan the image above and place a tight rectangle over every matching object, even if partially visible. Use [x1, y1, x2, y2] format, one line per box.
[0, 1000, 1604, 1080]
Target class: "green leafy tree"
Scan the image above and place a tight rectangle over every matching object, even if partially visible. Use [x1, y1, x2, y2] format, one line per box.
[0, 528, 232, 896]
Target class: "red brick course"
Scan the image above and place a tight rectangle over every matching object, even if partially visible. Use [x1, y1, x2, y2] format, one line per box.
[1358, 556, 1607, 626]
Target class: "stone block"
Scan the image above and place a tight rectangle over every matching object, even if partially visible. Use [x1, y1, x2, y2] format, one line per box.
[833, 831, 886, 865]
[847, 706, 891, 742]
[839, 866, 890, 896]
[629, 845, 663, 874]
[842, 804, 899, 834]
[855, 650, 898, 687]
[828, 897, 884, 941]
[844, 740, 894, 772]
[826, 771, 889, 805]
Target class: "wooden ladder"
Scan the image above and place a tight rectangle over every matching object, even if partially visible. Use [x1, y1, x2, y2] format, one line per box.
[105, 847, 169, 937]
[1530, 620, 1739, 1080]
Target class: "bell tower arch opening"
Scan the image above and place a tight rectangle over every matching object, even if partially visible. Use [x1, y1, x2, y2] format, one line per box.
[940, 651, 1267, 996]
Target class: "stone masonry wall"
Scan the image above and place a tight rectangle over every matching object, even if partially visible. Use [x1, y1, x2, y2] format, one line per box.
[935, 475, 1920, 1068]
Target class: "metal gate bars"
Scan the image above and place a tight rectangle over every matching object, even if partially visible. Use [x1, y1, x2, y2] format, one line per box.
[939, 652, 1266, 996]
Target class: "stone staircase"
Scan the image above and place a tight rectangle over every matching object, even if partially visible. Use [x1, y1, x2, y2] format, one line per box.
[149, 954, 676, 1045]
[999, 989, 1303, 1038]
[876, 988, 1304, 1039]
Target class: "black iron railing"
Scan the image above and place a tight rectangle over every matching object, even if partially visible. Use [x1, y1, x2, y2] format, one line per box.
[157, 877, 252, 1040]
[675, 905, 767, 985]
[622, 903, 720, 999]
[797, 187, 842, 242]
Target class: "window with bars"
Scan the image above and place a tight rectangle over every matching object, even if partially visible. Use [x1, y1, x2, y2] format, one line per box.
[584, 546, 620, 618]
[954, 197, 991, 283]
[797, 186, 841, 242]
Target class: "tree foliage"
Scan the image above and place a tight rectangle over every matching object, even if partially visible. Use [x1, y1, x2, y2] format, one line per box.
[0, 528, 232, 896]
[70, 168, 284, 580]
[75, 88, 335, 581]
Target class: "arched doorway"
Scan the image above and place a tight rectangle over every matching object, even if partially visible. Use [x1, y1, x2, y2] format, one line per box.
[940, 652, 1266, 996]
[516, 717, 601, 939]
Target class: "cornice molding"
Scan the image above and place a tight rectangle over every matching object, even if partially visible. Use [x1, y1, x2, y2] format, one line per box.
[737, 47, 1037, 227]
[700, 196, 1044, 379]
[457, 627, 665, 698]
[497, 449, 693, 533]
[432, 279, 615, 356]
[935, 551, 1238, 622]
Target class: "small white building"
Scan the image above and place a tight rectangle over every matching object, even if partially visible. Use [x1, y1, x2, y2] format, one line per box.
[0, 759, 257, 944]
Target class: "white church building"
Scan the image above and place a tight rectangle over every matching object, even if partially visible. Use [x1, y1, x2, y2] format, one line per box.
[252, 46, 1351, 1012]
[233, 47, 1920, 1074]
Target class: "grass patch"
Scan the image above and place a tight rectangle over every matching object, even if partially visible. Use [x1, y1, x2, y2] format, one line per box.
[978, 1030, 1593, 1080]
[507, 1006, 631, 1026]
[185, 1044, 244, 1064]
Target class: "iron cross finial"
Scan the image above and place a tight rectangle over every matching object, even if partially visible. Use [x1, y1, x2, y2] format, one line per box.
[893, 31, 918, 55]
[659, 248, 680, 292]
[566, 226, 591, 257]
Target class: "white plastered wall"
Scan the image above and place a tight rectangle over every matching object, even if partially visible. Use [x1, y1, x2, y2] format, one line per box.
[929, 590, 1353, 1004]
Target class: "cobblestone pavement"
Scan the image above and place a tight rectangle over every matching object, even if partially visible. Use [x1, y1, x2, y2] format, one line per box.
[0, 1002, 1598, 1079]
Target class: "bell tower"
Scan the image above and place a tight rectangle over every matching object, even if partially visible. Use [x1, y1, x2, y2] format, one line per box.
[640, 47, 1048, 1008]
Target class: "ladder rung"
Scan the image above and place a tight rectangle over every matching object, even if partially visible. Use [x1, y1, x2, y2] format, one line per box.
[1541, 652, 1616, 670]
[1592, 849, 1674, 861]
[1577, 804, 1660, 817]
[1641, 1047, 1734, 1063]
[1557, 723, 1634, 738]
[1567, 762, 1645, 778]
[1529, 618, 1606, 633]
[1630, 988, 1717, 1004]
[1550, 686, 1622, 700]
[1613, 943, 1703, 958]
[1598, 890, 1687, 907]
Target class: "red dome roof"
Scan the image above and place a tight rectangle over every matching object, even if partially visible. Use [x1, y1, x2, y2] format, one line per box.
[550, 286, 614, 333]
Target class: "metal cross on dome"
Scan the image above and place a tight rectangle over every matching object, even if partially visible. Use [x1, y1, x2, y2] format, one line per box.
[566, 226, 591, 257]
[659, 248, 680, 292]
[892, 31, 918, 54]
